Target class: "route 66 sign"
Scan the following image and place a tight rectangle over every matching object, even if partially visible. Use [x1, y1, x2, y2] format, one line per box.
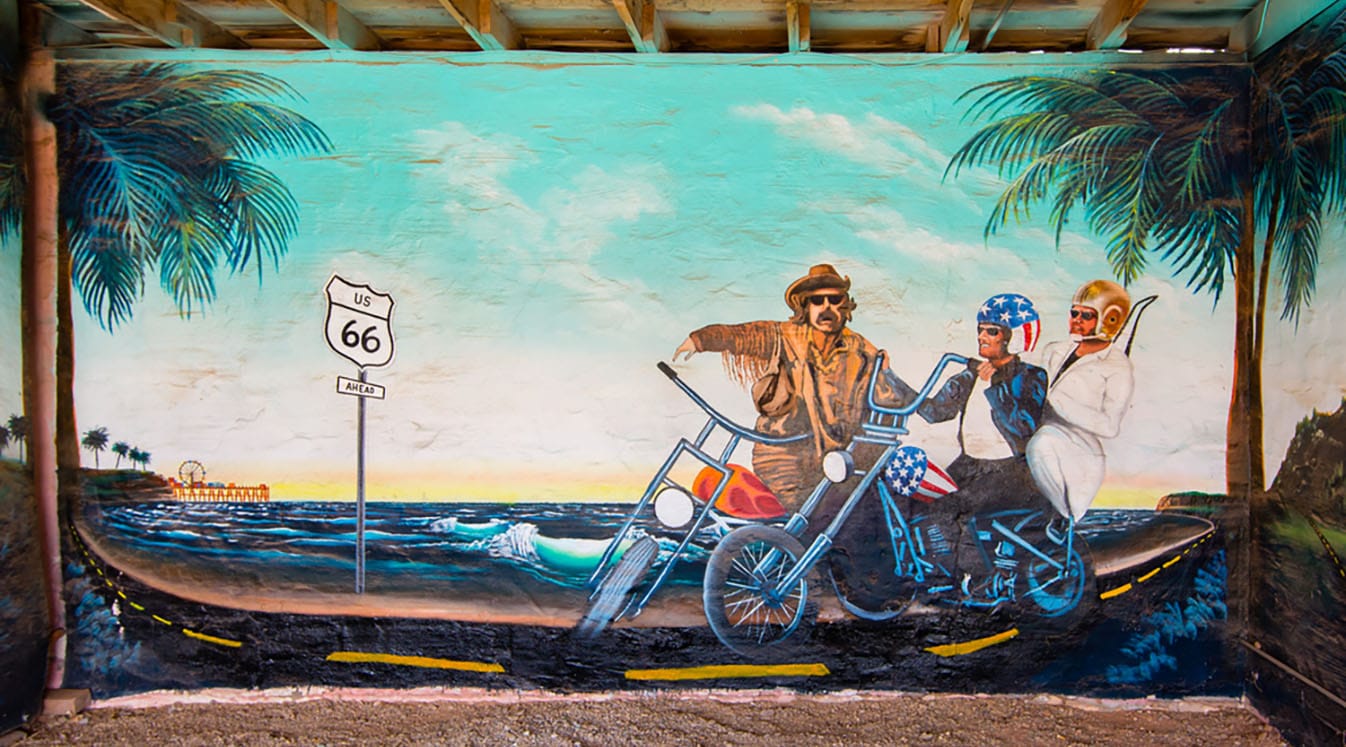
[325, 275, 395, 369]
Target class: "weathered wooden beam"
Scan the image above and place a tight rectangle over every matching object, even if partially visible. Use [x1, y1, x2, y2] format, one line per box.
[263, 0, 381, 50]
[1086, 0, 1148, 50]
[787, 0, 810, 53]
[435, 0, 520, 51]
[937, 0, 972, 53]
[1229, 0, 1336, 57]
[62, 0, 239, 47]
[978, 0, 1014, 51]
[612, 0, 667, 53]
[34, 6, 110, 47]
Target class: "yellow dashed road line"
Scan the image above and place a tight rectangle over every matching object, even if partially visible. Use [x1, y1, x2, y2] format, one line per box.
[1099, 532, 1214, 599]
[625, 663, 830, 680]
[925, 628, 1019, 657]
[68, 521, 244, 650]
[327, 651, 505, 673]
[184, 629, 244, 648]
[1099, 583, 1132, 600]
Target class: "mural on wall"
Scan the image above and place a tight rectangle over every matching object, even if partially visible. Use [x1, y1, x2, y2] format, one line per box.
[0, 249, 46, 731]
[1243, 6, 1346, 744]
[6, 48, 1333, 700]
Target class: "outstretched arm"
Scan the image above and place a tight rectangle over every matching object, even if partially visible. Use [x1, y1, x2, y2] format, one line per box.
[673, 336, 698, 361]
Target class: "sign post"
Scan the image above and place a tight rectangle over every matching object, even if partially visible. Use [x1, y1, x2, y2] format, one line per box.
[324, 275, 395, 594]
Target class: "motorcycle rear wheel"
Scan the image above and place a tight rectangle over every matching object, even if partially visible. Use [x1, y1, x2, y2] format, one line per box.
[1023, 536, 1096, 618]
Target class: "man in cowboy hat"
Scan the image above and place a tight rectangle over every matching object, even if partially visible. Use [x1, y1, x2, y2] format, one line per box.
[673, 263, 917, 511]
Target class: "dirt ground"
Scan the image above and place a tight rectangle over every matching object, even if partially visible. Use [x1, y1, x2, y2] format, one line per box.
[9, 689, 1287, 746]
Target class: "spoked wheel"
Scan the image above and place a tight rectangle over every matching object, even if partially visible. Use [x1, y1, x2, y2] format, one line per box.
[575, 536, 659, 640]
[1024, 535, 1096, 619]
[827, 554, 916, 621]
[703, 525, 814, 656]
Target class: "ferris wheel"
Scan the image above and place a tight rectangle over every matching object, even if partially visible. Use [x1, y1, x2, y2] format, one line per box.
[178, 460, 206, 485]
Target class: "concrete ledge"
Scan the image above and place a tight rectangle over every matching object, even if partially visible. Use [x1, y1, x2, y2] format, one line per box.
[43, 688, 91, 717]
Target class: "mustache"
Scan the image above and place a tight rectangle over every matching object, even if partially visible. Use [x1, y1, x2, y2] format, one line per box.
[816, 310, 840, 323]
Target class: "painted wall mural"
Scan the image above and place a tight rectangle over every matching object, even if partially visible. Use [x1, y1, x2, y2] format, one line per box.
[1246, 7, 1346, 744]
[0, 227, 46, 730]
[6, 44, 1340, 705]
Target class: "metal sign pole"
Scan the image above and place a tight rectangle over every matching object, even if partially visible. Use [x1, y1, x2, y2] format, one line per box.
[356, 367, 367, 594]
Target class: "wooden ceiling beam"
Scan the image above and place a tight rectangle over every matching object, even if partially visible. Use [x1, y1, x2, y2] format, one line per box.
[436, 0, 520, 51]
[612, 0, 667, 53]
[1086, 0, 1148, 50]
[64, 0, 239, 47]
[932, 0, 972, 53]
[263, 0, 381, 50]
[787, 0, 810, 53]
[1229, 0, 1336, 57]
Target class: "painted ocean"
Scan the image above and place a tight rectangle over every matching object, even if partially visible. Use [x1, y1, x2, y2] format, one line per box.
[81, 501, 1162, 599]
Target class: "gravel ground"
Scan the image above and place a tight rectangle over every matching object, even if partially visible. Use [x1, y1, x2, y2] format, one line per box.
[8, 690, 1287, 746]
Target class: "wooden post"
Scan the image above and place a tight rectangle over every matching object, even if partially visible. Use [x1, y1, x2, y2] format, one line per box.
[18, 5, 65, 689]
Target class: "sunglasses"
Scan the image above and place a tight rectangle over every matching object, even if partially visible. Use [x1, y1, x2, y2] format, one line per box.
[1070, 308, 1098, 320]
[807, 294, 846, 307]
[977, 325, 1005, 337]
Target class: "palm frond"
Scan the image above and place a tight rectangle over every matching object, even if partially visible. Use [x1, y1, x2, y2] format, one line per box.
[1277, 203, 1321, 323]
[48, 62, 332, 326]
[70, 229, 145, 328]
[210, 159, 300, 277]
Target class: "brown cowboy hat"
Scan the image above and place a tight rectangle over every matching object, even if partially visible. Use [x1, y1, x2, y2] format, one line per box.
[785, 263, 851, 311]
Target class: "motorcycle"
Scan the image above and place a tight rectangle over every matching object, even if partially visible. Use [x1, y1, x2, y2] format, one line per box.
[700, 352, 1096, 656]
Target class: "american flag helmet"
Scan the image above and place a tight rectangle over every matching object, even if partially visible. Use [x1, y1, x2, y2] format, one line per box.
[881, 445, 958, 503]
[976, 293, 1040, 355]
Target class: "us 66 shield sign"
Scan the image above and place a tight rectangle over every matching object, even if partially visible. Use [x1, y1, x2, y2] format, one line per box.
[325, 275, 395, 369]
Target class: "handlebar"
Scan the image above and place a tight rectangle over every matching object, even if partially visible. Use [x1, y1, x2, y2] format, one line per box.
[657, 362, 808, 446]
[866, 351, 969, 417]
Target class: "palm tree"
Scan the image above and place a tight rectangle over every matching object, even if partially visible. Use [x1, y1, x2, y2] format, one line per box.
[81, 426, 109, 468]
[6, 414, 28, 463]
[0, 425, 9, 458]
[111, 441, 130, 469]
[128, 448, 144, 470]
[0, 63, 330, 488]
[947, 44, 1342, 498]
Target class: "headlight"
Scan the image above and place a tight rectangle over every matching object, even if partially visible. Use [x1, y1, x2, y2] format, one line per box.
[653, 487, 695, 529]
[823, 450, 854, 483]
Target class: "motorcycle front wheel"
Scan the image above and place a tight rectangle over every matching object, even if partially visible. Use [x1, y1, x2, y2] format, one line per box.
[703, 525, 814, 656]
[574, 535, 659, 640]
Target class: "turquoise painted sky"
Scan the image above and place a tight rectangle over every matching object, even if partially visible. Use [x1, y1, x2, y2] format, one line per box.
[44, 54, 1346, 500]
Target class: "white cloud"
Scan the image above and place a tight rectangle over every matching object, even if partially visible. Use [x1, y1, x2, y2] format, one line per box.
[409, 123, 673, 317]
[731, 103, 1005, 212]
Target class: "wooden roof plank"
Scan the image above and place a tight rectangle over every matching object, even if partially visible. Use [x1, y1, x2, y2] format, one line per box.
[261, 0, 381, 49]
[612, 0, 667, 52]
[787, 0, 809, 51]
[63, 0, 238, 47]
[435, 0, 519, 50]
[1229, 0, 1335, 56]
[938, 0, 971, 53]
[1086, 0, 1149, 50]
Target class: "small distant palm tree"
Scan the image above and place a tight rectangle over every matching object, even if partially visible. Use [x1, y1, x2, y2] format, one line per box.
[82, 426, 110, 468]
[111, 441, 130, 468]
[6, 415, 28, 463]
[128, 447, 146, 470]
[0, 425, 9, 458]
